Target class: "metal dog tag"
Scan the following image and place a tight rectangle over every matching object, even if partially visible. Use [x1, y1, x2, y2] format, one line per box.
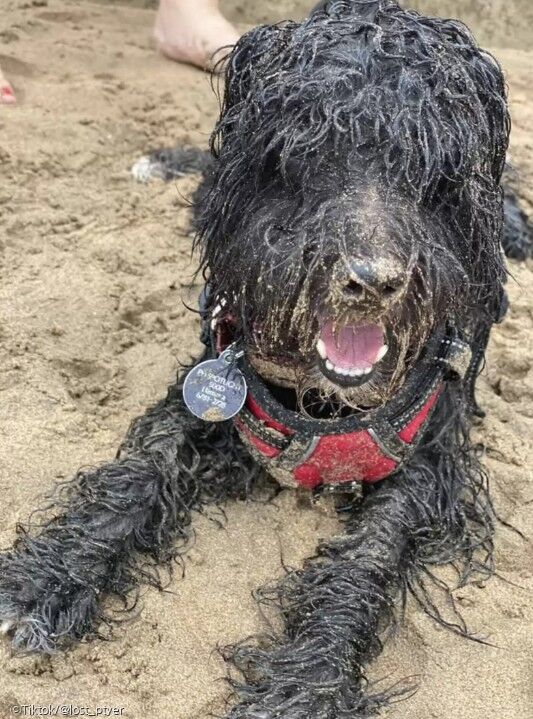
[183, 345, 247, 422]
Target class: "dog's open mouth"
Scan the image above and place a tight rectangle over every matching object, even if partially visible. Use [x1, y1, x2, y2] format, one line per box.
[211, 301, 391, 391]
[316, 320, 388, 387]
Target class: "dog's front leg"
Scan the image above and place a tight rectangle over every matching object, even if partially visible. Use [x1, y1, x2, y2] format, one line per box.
[0, 366, 257, 653]
[224, 474, 432, 719]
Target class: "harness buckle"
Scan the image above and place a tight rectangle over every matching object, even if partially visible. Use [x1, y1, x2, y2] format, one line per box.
[436, 334, 472, 380]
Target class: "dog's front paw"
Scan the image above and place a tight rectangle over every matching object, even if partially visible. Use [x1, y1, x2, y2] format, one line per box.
[0, 613, 44, 653]
[0, 546, 101, 653]
[226, 691, 371, 719]
[223, 645, 383, 719]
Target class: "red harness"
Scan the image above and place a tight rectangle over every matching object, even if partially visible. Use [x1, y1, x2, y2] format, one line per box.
[234, 387, 442, 489]
[227, 329, 471, 490]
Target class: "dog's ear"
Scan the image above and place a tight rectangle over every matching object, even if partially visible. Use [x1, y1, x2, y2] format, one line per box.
[211, 23, 290, 157]
[223, 24, 287, 108]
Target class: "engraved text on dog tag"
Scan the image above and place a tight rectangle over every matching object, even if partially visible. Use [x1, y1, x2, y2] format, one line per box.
[183, 346, 247, 422]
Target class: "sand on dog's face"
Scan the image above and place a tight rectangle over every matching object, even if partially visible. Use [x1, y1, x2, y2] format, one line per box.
[0, 1, 531, 718]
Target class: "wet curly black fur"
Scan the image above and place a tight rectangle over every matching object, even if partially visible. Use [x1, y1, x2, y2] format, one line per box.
[0, 1, 526, 717]
[0, 354, 260, 652]
[195, 1, 509, 359]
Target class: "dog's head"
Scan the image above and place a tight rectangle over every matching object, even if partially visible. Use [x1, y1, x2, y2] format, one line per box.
[196, 0, 509, 417]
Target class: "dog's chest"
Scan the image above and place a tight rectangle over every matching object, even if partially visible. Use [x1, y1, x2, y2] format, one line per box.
[233, 390, 441, 489]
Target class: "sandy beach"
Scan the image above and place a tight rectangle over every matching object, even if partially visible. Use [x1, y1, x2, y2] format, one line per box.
[0, 1, 531, 717]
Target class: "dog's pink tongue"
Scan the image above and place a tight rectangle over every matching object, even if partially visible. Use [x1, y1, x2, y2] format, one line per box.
[320, 320, 384, 369]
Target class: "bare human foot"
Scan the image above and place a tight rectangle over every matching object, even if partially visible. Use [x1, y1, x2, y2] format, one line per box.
[154, 0, 240, 73]
[0, 64, 16, 105]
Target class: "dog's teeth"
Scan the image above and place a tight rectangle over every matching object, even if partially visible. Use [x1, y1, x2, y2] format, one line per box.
[316, 339, 327, 359]
[376, 345, 389, 362]
[212, 303, 222, 318]
[323, 359, 374, 379]
[210, 319, 217, 331]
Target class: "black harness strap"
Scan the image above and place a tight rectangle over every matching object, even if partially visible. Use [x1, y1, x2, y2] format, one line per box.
[238, 405, 290, 449]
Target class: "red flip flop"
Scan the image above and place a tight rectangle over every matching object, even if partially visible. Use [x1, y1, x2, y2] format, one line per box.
[0, 84, 17, 104]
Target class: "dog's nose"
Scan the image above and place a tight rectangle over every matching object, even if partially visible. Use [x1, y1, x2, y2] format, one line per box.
[339, 260, 407, 306]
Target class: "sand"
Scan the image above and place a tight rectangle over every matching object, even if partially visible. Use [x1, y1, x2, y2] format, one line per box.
[0, 1, 531, 717]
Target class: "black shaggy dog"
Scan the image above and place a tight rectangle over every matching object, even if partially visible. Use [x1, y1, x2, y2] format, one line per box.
[1, 1, 531, 716]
